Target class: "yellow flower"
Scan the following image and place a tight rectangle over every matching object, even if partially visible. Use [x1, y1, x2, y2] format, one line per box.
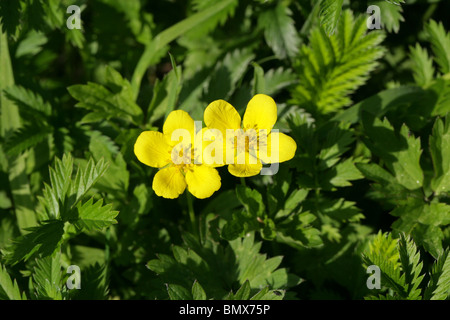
[203, 94, 297, 177]
[134, 110, 221, 199]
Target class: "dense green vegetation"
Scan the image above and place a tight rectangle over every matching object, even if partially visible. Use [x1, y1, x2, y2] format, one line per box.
[0, 0, 449, 300]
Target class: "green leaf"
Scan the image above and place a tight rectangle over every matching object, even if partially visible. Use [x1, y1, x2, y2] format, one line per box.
[258, 2, 300, 60]
[332, 85, 424, 125]
[4, 85, 52, 120]
[236, 185, 265, 217]
[2, 220, 65, 266]
[5, 125, 52, 157]
[32, 252, 63, 300]
[397, 234, 424, 299]
[429, 79, 450, 117]
[0, 262, 26, 300]
[409, 44, 435, 87]
[68, 78, 143, 125]
[69, 263, 109, 300]
[70, 157, 109, 206]
[48, 154, 74, 206]
[204, 48, 255, 101]
[429, 116, 450, 195]
[87, 131, 129, 193]
[167, 283, 192, 300]
[192, 280, 207, 300]
[325, 157, 364, 188]
[391, 202, 450, 258]
[424, 249, 450, 300]
[426, 20, 450, 74]
[227, 280, 251, 300]
[0, 0, 21, 35]
[370, 1, 404, 33]
[263, 67, 297, 96]
[147, 231, 300, 300]
[319, 0, 343, 36]
[250, 286, 285, 300]
[70, 198, 119, 232]
[363, 232, 405, 298]
[1, 29, 37, 234]
[290, 10, 385, 114]
[362, 116, 423, 190]
[131, 0, 238, 97]
[251, 62, 266, 96]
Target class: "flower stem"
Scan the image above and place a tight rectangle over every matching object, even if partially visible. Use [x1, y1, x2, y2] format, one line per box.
[240, 177, 247, 187]
[186, 192, 196, 234]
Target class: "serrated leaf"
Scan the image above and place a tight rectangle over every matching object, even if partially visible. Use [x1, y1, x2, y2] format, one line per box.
[131, 0, 238, 96]
[147, 231, 299, 300]
[325, 157, 364, 188]
[5, 125, 52, 157]
[424, 249, 450, 300]
[4, 85, 52, 120]
[70, 198, 119, 231]
[70, 157, 109, 206]
[426, 20, 450, 74]
[0, 0, 21, 34]
[167, 283, 192, 300]
[362, 116, 423, 190]
[258, 3, 300, 60]
[67, 80, 143, 124]
[319, 0, 343, 36]
[2, 220, 65, 266]
[252, 62, 265, 96]
[69, 263, 109, 300]
[236, 185, 265, 217]
[227, 280, 251, 300]
[391, 202, 450, 258]
[250, 286, 284, 300]
[32, 252, 63, 300]
[204, 48, 255, 101]
[409, 44, 435, 87]
[262, 67, 297, 97]
[291, 10, 385, 114]
[192, 280, 207, 300]
[0, 263, 26, 300]
[48, 154, 73, 206]
[363, 232, 405, 298]
[370, 1, 404, 33]
[429, 116, 450, 195]
[398, 234, 424, 300]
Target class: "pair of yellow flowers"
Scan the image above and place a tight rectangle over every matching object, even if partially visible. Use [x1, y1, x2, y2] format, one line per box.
[134, 94, 297, 199]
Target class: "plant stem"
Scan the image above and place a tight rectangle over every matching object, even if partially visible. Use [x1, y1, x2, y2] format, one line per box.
[240, 177, 247, 187]
[186, 192, 196, 234]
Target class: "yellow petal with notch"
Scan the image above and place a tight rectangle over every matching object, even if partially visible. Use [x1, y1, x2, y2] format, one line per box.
[134, 131, 171, 168]
[186, 165, 221, 199]
[152, 166, 186, 199]
[163, 110, 196, 144]
[204, 99, 241, 136]
[259, 132, 297, 164]
[228, 152, 263, 177]
[243, 94, 277, 132]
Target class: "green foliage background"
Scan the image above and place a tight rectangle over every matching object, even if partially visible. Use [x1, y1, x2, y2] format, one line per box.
[0, 0, 449, 300]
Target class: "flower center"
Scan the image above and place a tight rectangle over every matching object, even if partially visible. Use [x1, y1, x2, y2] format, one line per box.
[227, 128, 261, 157]
[170, 143, 201, 173]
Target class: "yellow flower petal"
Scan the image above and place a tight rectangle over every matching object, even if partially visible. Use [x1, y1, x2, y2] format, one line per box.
[195, 127, 226, 167]
[186, 165, 221, 199]
[228, 152, 263, 177]
[204, 99, 241, 136]
[163, 110, 196, 144]
[152, 166, 186, 199]
[243, 94, 277, 132]
[259, 132, 297, 164]
[134, 131, 171, 168]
